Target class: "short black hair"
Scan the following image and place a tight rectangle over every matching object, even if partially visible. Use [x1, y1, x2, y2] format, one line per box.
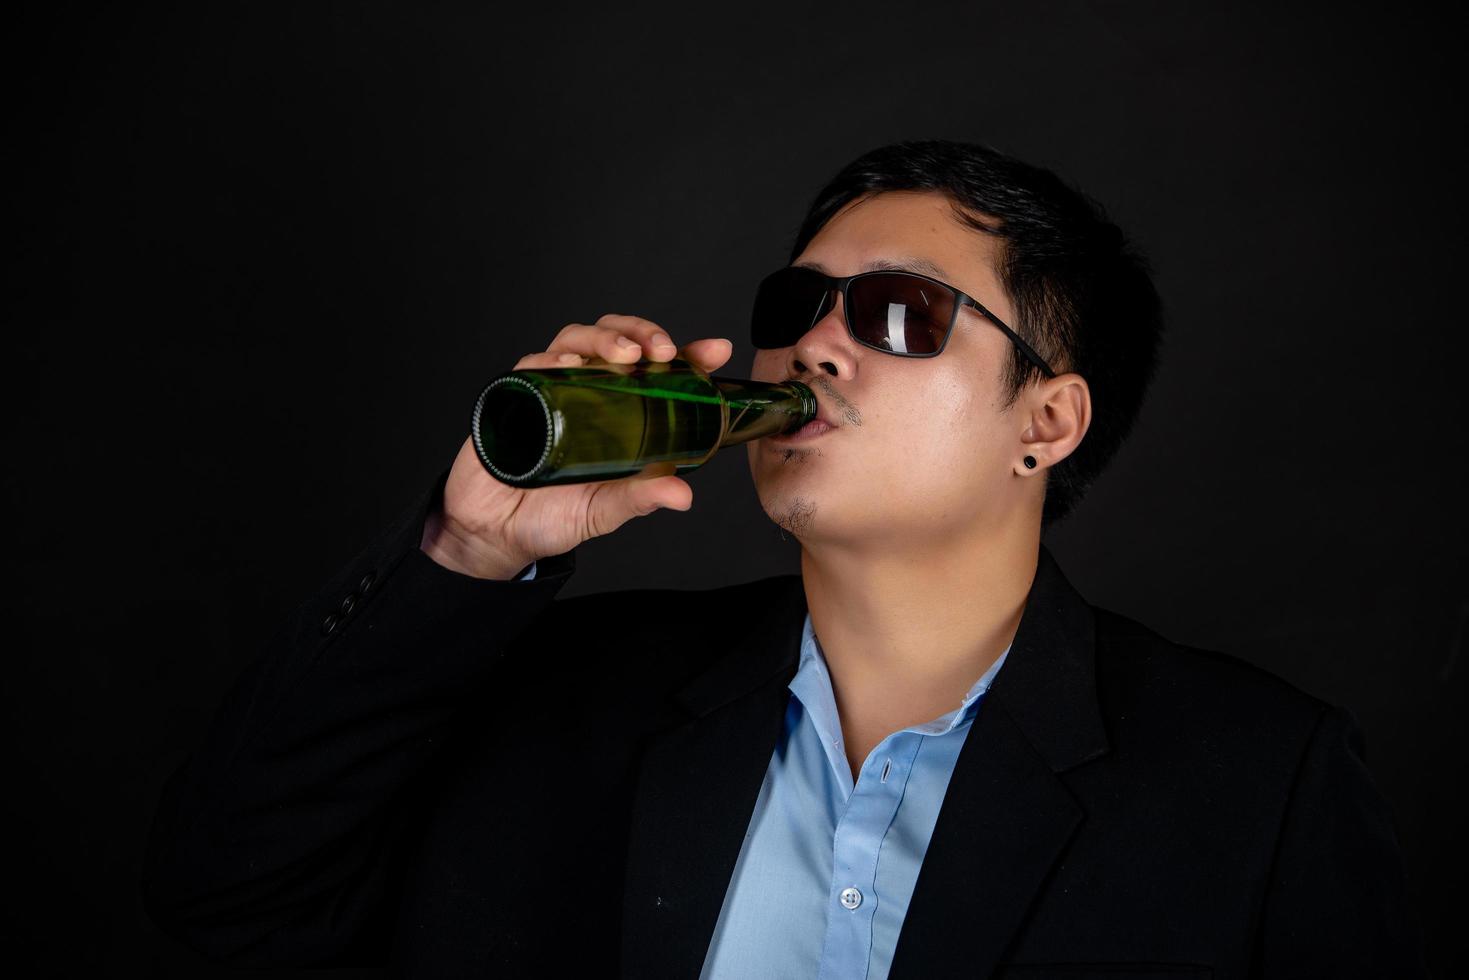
[787, 139, 1165, 528]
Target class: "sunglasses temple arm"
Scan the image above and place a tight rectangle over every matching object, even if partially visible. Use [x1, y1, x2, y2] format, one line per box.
[970, 301, 1057, 379]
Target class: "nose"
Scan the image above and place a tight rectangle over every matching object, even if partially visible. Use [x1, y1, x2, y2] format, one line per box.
[789, 288, 857, 379]
[810, 284, 836, 324]
[808, 286, 846, 336]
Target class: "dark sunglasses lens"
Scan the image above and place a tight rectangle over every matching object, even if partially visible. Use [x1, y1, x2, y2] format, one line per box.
[751, 267, 830, 349]
[847, 274, 954, 355]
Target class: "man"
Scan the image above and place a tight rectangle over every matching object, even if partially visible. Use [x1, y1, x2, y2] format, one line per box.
[142, 139, 1427, 977]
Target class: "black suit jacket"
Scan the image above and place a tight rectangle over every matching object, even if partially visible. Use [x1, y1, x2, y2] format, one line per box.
[142, 465, 1428, 978]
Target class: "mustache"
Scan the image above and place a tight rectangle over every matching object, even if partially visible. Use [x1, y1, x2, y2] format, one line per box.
[787, 374, 862, 427]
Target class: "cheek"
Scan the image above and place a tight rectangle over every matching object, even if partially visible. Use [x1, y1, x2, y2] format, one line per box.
[879, 368, 979, 447]
[750, 349, 783, 382]
[864, 373, 999, 491]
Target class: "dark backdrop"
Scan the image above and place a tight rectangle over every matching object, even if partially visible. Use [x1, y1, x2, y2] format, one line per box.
[8, 1, 1466, 976]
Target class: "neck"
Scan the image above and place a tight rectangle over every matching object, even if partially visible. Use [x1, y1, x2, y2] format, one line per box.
[799, 509, 1040, 730]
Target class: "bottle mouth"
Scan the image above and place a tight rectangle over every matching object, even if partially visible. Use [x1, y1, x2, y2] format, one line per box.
[790, 380, 818, 427]
[471, 376, 554, 485]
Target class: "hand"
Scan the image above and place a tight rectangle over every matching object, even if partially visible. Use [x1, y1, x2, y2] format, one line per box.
[421, 314, 736, 579]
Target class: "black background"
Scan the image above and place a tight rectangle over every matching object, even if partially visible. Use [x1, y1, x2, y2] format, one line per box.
[7, 1, 1466, 975]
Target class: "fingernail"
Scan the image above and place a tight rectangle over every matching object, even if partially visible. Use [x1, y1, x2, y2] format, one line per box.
[616, 336, 639, 349]
[558, 352, 582, 363]
[652, 332, 674, 348]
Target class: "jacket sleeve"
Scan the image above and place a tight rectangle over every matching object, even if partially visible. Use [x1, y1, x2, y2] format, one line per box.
[1252, 702, 1428, 976]
[140, 463, 575, 967]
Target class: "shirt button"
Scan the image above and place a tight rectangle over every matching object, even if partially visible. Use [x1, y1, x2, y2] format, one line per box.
[839, 887, 863, 910]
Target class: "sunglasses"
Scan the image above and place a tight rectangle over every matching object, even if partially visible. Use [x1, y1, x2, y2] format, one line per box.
[750, 265, 1057, 378]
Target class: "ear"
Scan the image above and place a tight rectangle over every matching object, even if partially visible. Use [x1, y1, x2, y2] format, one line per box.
[1014, 372, 1091, 477]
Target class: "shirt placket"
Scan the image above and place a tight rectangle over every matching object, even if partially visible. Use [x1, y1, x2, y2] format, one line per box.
[815, 730, 925, 980]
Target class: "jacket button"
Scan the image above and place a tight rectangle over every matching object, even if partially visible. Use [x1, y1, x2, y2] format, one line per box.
[340, 593, 359, 616]
[358, 571, 376, 594]
[321, 613, 340, 635]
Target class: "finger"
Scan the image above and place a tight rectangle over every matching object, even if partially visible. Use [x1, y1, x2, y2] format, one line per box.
[514, 350, 590, 370]
[637, 475, 692, 512]
[592, 314, 679, 361]
[587, 475, 692, 538]
[680, 337, 735, 374]
[518, 337, 733, 374]
[549, 322, 656, 364]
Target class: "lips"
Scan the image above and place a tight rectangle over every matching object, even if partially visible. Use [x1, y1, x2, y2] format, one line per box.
[807, 392, 841, 429]
[769, 389, 840, 442]
[770, 417, 834, 442]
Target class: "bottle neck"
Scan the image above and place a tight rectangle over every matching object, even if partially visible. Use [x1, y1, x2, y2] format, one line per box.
[710, 377, 817, 446]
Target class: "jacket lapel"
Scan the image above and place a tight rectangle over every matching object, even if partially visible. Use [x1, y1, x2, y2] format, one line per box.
[618, 543, 1110, 979]
[618, 574, 809, 979]
[887, 542, 1110, 977]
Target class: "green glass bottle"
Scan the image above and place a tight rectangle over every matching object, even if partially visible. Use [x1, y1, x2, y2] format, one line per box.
[470, 356, 816, 487]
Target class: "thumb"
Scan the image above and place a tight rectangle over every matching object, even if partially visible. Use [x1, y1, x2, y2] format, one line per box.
[637, 475, 692, 514]
[587, 475, 692, 538]
[621, 475, 692, 516]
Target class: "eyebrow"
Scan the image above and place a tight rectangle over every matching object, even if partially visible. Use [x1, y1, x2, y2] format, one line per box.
[793, 256, 951, 280]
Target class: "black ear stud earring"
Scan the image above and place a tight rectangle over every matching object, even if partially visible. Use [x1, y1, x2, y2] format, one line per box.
[1023, 456, 1037, 469]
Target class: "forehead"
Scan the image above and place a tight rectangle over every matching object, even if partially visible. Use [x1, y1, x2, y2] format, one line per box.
[796, 189, 1004, 297]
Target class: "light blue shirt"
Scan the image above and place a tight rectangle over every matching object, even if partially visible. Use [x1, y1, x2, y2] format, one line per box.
[514, 562, 1011, 979]
[699, 613, 1010, 979]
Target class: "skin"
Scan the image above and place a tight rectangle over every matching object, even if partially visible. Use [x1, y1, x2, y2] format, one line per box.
[744, 189, 1092, 782]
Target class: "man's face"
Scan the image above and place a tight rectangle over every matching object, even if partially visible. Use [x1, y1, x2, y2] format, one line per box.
[746, 189, 1029, 548]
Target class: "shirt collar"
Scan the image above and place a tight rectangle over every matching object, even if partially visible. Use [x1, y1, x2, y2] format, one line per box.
[788, 611, 1012, 749]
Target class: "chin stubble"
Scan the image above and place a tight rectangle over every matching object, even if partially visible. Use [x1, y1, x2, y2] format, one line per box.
[765, 373, 851, 541]
[775, 495, 816, 539]
[778, 445, 821, 464]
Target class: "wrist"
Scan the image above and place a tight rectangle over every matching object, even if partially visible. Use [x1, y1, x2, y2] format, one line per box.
[420, 505, 531, 581]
